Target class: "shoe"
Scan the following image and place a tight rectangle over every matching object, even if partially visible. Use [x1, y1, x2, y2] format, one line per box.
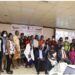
[7, 70, 13, 74]
[0, 69, 4, 72]
[37, 72, 39, 75]
[29, 65, 32, 68]
[1, 70, 4, 72]
[45, 71, 48, 75]
[25, 65, 28, 68]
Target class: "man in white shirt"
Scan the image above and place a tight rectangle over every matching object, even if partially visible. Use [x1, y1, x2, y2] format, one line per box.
[39, 49, 43, 59]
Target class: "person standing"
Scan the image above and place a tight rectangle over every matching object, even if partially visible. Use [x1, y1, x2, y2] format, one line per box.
[0, 32, 3, 73]
[56, 37, 63, 62]
[39, 35, 45, 49]
[20, 33, 25, 65]
[64, 37, 70, 56]
[70, 39, 75, 48]
[33, 35, 39, 74]
[69, 47, 75, 64]
[1, 31, 8, 71]
[51, 36, 57, 52]
[13, 30, 20, 68]
[33, 35, 39, 60]
[51, 36, 57, 47]
[6, 33, 15, 74]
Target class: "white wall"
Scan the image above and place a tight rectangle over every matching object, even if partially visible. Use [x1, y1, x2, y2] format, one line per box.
[43, 28, 54, 39]
[56, 28, 75, 42]
[0, 24, 11, 32]
[0, 24, 54, 39]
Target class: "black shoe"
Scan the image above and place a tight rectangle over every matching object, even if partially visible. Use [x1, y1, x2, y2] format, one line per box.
[4, 66, 6, 70]
[25, 65, 28, 68]
[37, 72, 39, 75]
[0, 69, 4, 72]
[45, 71, 48, 75]
[7, 70, 13, 74]
[29, 65, 32, 68]
[1, 70, 4, 72]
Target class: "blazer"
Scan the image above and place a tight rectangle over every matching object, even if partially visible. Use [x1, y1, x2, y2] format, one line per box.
[35, 49, 46, 60]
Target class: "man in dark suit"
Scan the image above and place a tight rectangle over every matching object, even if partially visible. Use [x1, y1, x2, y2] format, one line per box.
[35, 47, 48, 75]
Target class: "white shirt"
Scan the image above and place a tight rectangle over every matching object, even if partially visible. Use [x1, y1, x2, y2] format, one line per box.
[33, 39, 38, 48]
[39, 50, 43, 59]
[24, 43, 34, 61]
[6, 40, 15, 55]
[9, 41, 15, 54]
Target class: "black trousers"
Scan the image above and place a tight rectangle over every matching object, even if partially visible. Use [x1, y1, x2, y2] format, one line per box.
[33, 47, 38, 59]
[0, 51, 3, 71]
[35, 59, 48, 74]
[6, 54, 14, 72]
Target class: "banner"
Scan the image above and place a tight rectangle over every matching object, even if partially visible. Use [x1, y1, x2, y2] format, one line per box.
[56, 29, 75, 42]
[11, 24, 43, 36]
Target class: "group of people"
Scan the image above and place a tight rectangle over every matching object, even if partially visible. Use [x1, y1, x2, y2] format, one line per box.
[0, 30, 75, 74]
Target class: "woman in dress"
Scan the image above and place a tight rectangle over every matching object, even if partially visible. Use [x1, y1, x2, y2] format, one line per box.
[6, 33, 15, 74]
[13, 30, 20, 68]
[69, 47, 75, 64]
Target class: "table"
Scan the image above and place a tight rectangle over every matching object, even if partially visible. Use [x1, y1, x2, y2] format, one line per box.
[49, 62, 75, 75]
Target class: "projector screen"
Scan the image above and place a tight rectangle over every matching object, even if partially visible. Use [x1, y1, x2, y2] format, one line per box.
[56, 29, 75, 42]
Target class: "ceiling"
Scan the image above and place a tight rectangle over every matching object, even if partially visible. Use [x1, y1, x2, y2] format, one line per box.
[0, 1, 75, 29]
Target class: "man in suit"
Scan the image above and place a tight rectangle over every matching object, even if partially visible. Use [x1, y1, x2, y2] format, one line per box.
[35, 46, 48, 75]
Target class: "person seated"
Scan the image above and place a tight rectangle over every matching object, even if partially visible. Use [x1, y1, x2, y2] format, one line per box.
[48, 45, 57, 66]
[69, 47, 75, 64]
[24, 38, 34, 68]
[35, 46, 48, 75]
[57, 46, 71, 64]
[6, 33, 15, 74]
